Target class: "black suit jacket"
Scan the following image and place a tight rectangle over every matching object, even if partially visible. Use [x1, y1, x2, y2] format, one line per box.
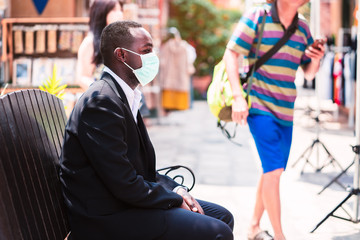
[60, 72, 183, 240]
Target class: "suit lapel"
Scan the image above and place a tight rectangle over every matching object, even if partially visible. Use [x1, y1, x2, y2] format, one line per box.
[137, 112, 156, 178]
[137, 113, 155, 156]
[100, 72, 150, 156]
[101, 72, 130, 108]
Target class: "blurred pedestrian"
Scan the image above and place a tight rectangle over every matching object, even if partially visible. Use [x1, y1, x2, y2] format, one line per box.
[223, 0, 325, 239]
[76, 0, 123, 90]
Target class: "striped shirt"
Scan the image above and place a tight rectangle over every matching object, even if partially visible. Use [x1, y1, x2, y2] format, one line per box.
[226, 3, 313, 126]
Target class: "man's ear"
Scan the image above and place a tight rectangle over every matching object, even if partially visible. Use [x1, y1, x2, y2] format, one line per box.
[114, 47, 125, 62]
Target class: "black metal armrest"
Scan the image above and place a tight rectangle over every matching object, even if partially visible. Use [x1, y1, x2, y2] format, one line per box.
[157, 165, 195, 191]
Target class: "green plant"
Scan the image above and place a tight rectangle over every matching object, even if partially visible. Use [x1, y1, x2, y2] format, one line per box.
[39, 64, 67, 100]
[0, 83, 8, 96]
[169, 0, 242, 76]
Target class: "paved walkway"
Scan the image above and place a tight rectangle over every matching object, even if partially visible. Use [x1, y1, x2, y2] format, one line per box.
[147, 91, 360, 240]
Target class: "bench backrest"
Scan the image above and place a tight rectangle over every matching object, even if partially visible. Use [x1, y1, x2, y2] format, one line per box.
[0, 90, 70, 240]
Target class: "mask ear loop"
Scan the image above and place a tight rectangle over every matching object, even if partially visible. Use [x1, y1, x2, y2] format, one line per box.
[115, 47, 136, 71]
[123, 61, 135, 71]
[121, 47, 141, 56]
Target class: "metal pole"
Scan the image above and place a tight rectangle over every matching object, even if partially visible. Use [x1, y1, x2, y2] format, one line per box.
[312, 0, 321, 168]
[353, 0, 360, 221]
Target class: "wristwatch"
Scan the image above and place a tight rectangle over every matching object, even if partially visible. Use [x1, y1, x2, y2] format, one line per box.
[173, 185, 189, 193]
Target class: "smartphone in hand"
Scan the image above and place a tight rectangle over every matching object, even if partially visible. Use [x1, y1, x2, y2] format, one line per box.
[311, 39, 325, 50]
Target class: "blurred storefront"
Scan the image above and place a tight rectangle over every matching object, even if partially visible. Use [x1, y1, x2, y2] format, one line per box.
[315, 0, 358, 128]
[0, 0, 166, 117]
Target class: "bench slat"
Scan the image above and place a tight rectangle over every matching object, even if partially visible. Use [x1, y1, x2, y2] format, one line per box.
[0, 90, 70, 240]
[1, 94, 35, 240]
[23, 90, 65, 239]
[30, 91, 69, 229]
[0, 100, 22, 240]
[10, 91, 53, 240]
[28, 90, 69, 237]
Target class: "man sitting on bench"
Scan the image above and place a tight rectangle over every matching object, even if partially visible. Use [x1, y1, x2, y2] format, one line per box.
[60, 20, 234, 240]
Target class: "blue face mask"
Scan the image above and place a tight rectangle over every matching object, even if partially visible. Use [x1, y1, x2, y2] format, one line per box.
[121, 48, 160, 86]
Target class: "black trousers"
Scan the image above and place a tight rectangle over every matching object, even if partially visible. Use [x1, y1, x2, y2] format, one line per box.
[68, 199, 234, 240]
[157, 199, 234, 240]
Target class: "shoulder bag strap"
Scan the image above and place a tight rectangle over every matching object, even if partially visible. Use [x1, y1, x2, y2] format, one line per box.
[245, 9, 267, 99]
[246, 11, 299, 98]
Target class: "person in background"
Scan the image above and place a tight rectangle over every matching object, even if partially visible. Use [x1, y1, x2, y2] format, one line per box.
[223, 0, 325, 239]
[60, 20, 234, 240]
[76, 0, 123, 90]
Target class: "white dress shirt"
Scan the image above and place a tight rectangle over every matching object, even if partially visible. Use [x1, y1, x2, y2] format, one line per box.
[103, 67, 142, 122]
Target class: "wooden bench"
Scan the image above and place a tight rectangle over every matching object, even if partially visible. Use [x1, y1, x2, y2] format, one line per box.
[0, 89, 69, 239]
[0, 89, 195, 240]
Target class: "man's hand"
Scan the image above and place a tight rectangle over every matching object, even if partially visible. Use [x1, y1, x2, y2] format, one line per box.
[176, 187, 204, 215]
[305, 42, 325, 62]
[231, 95, 248, 125]
[303, 41, 325, 80]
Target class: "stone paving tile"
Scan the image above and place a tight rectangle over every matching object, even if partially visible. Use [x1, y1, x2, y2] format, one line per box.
[148, 97, 360, 240]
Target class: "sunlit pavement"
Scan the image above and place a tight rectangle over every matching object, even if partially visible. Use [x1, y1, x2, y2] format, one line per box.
[148, 89, 360, 240]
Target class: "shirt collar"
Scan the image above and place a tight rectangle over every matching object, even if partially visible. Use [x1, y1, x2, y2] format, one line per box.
[270, 1, 281, 23]
[270, 1, 298, 30]
[103, 66, 142, 122]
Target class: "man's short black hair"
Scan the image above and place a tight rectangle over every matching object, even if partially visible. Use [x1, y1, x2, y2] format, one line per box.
[100, 21, 142, 66]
